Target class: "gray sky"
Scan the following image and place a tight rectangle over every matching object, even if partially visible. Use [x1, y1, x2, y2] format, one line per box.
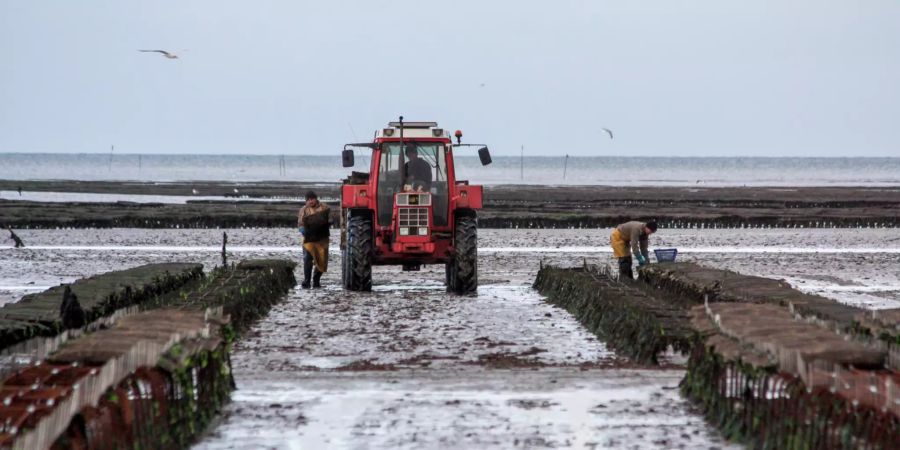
[1, 0, 898, 157]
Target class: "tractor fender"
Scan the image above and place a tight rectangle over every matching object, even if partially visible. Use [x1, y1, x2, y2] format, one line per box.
[452, 185, 483, 210]
[342, 184, 371, 209]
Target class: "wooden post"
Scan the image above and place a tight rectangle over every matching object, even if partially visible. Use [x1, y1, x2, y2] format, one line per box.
[221, 232, 228, 266]
[520, 145, 524, 180]
[8, 227, 25, 248]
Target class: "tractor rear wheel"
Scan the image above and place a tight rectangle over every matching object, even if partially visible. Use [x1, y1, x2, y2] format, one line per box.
[450, 215, 477, 294]
[343, 214, 372, 291]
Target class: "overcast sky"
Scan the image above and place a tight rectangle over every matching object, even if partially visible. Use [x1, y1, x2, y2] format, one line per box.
[1, 1, 898, 157]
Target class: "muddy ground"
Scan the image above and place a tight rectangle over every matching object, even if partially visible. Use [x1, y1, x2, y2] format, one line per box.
[2, 228, 898, 448]
[3, 181, 899, 228]
[2, 228, 898, 310]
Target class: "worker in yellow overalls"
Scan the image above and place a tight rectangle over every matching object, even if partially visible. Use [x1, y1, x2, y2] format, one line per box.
[298, 191, 331, 288]
[610, 220, 658, 279]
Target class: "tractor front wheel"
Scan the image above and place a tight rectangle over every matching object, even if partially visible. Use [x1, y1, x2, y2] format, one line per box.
[450, 215, 477, 294]
[343, 214, 372, 291]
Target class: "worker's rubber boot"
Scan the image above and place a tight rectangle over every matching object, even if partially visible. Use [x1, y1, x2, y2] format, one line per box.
[618, 256, 633, 281]
[313, 270, 322, 288]
[302, 250, 313, 289]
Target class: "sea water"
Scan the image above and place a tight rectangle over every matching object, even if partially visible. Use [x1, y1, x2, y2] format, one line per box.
[2, 153, 900, 186]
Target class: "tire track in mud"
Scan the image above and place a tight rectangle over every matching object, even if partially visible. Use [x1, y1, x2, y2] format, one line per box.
[196, 259, 737, 449]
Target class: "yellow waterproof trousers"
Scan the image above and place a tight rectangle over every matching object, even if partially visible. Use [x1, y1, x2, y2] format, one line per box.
[303, 239, 329, 273]
[610, 229, 630, 258]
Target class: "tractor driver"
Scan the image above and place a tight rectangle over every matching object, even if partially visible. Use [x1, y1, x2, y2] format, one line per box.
[403, 144, 433, 190]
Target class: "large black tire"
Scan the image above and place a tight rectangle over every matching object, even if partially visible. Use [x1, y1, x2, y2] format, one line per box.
[451, 215, 477, 294]
[343, 214, 373, 291]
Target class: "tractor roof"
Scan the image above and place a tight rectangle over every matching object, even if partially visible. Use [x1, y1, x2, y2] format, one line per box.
[388, 121, 436, 128]
[376, 121, 448, 139]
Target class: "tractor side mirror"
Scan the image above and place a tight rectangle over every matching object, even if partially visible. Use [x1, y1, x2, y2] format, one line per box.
[478, 147, 492, 166]
[342, 149, 355, 167]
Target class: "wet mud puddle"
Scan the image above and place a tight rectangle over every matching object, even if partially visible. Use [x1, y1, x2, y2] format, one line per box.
[195, 272, 734, 449]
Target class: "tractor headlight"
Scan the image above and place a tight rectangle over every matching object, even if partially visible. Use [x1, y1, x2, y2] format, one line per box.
[383, 128, 395, 137]
[399, 227, 428, 236]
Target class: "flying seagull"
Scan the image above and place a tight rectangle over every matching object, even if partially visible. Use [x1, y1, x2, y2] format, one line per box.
[601, 128, 614, 139]
[138, 49, 179, 59]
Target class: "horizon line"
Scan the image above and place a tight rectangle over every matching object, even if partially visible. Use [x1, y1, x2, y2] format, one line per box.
[1, 152, 899, 159]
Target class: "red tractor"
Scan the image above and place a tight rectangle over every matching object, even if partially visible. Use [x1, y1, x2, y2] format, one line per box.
[340, 117, 492, 293]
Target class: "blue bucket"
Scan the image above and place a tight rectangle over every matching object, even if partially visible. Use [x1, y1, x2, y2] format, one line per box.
[653, 248, 678, 262]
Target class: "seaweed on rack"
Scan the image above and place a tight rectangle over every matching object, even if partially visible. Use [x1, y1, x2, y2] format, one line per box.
[533, 264, 695, 365]
[683, 299, 899, 449]
[639, 262, 868, 333]
[50, 318, 235, 449]
[0, 263, 204, 351]
[682, 340, 899, 449]
[149, 259, 297, 334]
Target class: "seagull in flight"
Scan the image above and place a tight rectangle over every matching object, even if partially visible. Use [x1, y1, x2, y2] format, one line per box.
[601, 128, 614, 139]
[138, 49, 179, 59]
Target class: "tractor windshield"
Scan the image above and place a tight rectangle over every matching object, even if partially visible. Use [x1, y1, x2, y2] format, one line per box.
[377, 142, 449, 226]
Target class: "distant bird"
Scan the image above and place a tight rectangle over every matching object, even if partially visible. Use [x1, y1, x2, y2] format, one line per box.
[138, 49, 179, 59]
[233, 188, 239, 194]
[479, 83, 486, 88]
[192, 188, 199, 195]
[601, 128, 614, 139]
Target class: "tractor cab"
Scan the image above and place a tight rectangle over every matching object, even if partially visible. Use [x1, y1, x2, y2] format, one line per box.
[375, 138, 450, 229]
[340, 118, 491, 293]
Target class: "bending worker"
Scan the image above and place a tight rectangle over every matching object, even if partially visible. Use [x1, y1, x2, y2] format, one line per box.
[298, 191, 331, 288]
[610, 220, 658, 279]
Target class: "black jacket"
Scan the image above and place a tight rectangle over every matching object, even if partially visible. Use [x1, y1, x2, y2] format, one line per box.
[302, 209, 331, 242]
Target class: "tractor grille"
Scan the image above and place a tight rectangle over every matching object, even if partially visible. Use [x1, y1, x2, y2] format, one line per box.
[396, 193, 431, 206]
[399, 207, 429, 227]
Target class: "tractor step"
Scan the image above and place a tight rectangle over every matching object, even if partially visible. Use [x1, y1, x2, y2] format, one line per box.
[402, 264, 421, 271]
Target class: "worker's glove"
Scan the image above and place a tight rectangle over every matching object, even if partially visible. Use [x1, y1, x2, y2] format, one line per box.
[636, 254, 648, 266]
